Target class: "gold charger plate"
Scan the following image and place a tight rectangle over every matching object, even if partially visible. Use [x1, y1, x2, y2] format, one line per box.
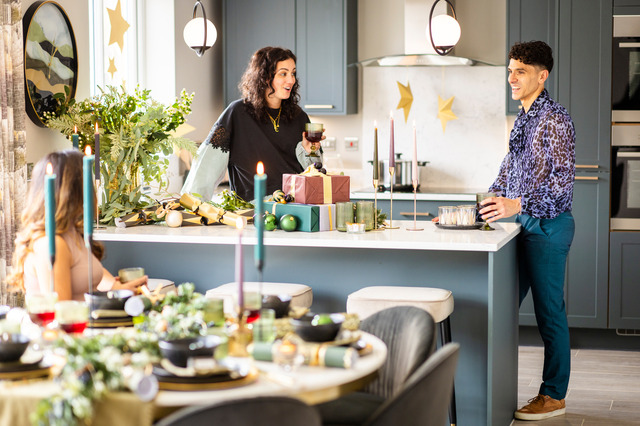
[0, 362, 51, 380]
[88, 317, 134, 328]
[155, 368, 258, 391]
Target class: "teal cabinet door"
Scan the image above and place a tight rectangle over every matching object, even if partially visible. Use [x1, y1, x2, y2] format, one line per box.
[609, 232, 640, 329]
[295, 0, 357, 115]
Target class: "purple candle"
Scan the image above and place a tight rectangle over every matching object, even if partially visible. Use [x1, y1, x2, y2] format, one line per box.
[389, 112, 395, 169]
[235, 218, 244, 314]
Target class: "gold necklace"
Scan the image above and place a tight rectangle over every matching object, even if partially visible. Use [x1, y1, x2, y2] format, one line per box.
[267, 107, 281, 132]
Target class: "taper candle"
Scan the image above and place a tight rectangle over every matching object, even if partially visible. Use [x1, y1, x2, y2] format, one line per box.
[72, 125, 79, 149]
[412, 121, 418, 186]
[44, 163, 56, 264]
[254, 162, 266, 271]
[373, 121, 379, 181]
[389, 112, 395, 169]
[236, 218, 244, 313]
[83, 146, 95, 239]
[94, 122, 100, 180]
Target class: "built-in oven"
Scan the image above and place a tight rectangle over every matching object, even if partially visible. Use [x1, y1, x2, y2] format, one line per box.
[612, 15, 640, 122]
[611, 125, 640, 230]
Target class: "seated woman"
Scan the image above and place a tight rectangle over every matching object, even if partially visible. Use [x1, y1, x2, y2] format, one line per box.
[7, 150, 147, 301]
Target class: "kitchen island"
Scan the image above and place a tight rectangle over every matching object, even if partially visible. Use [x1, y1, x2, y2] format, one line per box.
[96, 221, 520, 426]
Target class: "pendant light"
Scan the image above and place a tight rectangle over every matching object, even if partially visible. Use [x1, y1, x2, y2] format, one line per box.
[183, 1, 217, 57]
[427, 0, 461, 56]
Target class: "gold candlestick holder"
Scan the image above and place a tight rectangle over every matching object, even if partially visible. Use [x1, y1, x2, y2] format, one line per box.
[94, 179, 106, 230]
[227, 312, 252, 358]
[373, 178, 382, 231]
[406, 181, 424, 231]
[387, 168, 399, 229]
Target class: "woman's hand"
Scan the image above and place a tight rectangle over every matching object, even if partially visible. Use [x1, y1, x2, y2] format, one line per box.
[479, 197, 521, 223]
[111, 275, 148, 292]
[301, 131, 325, 154]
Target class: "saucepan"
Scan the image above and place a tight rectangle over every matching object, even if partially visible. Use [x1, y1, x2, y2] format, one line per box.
[368, 153, 428, 187]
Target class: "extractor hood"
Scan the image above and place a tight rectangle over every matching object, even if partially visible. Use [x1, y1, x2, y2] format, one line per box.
[359, 0, 504, 67]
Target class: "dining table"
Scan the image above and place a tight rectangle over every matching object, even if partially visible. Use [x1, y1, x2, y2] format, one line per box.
[0, 332, 387, 426]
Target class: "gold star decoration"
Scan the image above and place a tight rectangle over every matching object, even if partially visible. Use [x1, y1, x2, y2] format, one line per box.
[107, 0, 130, 52]
[396, 81, 413, 123]
[437, 95, 458, 133]
[107, 57, 117, 79]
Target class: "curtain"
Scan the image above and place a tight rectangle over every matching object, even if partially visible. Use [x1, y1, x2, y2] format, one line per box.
[0, 0, 27, 306]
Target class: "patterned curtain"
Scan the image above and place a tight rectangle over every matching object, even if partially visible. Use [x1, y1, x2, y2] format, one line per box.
[0, 0, 27, 306]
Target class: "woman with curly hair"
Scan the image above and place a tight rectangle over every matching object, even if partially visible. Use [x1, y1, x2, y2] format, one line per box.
[7, 150, 147, 301]
[182, 46, 323, 201]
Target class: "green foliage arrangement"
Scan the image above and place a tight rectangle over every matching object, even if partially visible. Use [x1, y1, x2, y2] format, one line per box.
[45, 86, 197, 224]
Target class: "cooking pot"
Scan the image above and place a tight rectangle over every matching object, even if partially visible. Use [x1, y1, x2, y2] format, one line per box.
[369, 153, 428, 187]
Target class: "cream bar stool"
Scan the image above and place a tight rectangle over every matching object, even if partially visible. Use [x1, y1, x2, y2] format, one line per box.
[347, 286, 457, 426]
[206, 282, 313, 315]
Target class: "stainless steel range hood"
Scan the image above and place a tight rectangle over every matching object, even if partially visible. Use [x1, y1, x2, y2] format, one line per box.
[359, 0, 504, 67]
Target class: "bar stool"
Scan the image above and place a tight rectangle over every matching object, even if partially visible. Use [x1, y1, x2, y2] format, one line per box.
[206, 282, 313, 315]
[347, 286, 457, 426]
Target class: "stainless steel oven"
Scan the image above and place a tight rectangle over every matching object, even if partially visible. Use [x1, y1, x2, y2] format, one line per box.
[612, 16, 640, 122]
[611, 125, 640, 230]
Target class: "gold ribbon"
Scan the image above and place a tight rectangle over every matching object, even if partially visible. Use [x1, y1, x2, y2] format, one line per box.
[327, 205, 333, 230]
[292, 166, 334, 204]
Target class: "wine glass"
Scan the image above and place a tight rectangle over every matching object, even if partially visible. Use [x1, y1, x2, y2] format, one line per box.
[55, 301, 89, 334]
[476, 192, 496, 231]
[243, 291, 262, 324]
[304, 123, 323, 160]
[26, 293, 58, 327]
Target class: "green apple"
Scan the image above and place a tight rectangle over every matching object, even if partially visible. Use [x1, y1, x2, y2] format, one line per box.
[280, 214, 298, 232]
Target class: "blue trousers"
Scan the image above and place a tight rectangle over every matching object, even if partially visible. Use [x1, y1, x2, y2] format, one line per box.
[516, 212, 575, 400]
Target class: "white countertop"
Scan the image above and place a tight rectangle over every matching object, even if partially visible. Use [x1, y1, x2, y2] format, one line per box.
[94, 221, 520, 253]
[350, 187, 487, 201]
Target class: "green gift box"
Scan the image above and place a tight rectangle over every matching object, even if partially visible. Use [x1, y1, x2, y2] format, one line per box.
[264, 202, 319, 232]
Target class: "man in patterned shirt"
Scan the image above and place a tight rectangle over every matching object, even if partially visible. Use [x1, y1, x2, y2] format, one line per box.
[480, 41, 575, 421]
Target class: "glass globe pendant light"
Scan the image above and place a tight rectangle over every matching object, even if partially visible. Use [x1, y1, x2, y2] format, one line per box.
[427, 0, 461, 56]
[183, 1, 217, 57]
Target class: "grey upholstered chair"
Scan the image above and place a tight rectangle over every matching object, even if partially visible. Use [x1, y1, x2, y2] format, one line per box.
[155, 395, 321, 426]
[318, 306, 437, 425]
[364, 343, 460, 426]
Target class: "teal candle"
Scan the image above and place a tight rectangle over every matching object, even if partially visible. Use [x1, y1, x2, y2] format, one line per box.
[83, 152, 95, 238]
[44, 163, 56, 261]
[254, 162, 267, 270]
[72, 125, 79, 149]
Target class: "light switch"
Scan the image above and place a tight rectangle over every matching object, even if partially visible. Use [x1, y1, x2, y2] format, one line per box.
[322, 137, 336, 151]
[345, 137, 358, 151]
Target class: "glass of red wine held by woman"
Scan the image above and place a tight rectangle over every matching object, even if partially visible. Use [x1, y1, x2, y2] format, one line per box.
[304, 123, 324, 160]
[477, 192, 497, 231]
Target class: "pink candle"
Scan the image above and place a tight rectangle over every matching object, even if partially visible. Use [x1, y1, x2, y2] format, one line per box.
[389, 112, 395, 168]
[412, 121, 418, 185]
[373, 121, 378, 181]
[235, 218, 244, 312]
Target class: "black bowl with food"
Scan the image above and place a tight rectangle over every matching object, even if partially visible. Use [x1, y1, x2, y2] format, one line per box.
[290, 313, 345, 343]
[84, 289, 134, 311]
[261, 294, 292, 318]
[159, 335, 223, 368]
[0, 333, 30, 363]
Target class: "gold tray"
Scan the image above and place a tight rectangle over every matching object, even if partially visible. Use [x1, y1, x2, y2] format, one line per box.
[156, 368, 258, 391]
[0, 363, 51, 380]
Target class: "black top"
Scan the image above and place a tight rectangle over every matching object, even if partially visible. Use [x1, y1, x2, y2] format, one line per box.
[204, 100, 310, 201]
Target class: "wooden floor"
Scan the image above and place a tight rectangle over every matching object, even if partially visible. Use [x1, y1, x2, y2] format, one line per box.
[514, 346, 640, 425]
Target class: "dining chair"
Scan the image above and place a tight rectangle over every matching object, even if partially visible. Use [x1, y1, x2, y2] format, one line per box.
[364, 342, 460, 426]
[317, 306, 437, 425]
[155, 395, 321, 426]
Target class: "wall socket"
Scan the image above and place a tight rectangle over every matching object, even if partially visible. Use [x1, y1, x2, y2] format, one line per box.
[345, 137, 359, 151]
[322, 137, 336, 151]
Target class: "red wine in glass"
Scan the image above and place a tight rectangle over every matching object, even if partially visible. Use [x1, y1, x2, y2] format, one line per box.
[60, 321, 88, 334]
[305, 131, 323, 143]
[245, 309, 261, 324]
[29, 311, 55, 326]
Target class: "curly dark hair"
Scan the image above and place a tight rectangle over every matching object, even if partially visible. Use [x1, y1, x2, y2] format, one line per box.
[239, 46, 301, 123]
[509, 41, 554, 72]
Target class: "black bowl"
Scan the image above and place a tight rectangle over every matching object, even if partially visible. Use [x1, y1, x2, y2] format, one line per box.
[261, 294, 292, 318]
[0, 333, 30, 363]
[84, 290, 134, 311]
[158, 335, 223, 368]
[290, 313, 345, 342]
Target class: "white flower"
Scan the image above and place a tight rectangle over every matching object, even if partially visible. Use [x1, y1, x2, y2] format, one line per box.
[70, 395, 93, 419]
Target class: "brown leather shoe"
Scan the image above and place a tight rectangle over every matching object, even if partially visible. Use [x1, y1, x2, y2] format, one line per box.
[514, 394, 566, 420]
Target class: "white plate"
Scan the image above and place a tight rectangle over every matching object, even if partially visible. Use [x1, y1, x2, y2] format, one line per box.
[147, 278, 175, 291]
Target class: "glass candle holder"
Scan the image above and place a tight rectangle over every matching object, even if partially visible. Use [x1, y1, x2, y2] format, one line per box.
[355, 201, 374, 231]
[336, 202, 355, 232]
[438, 206, 458, 225]
[273, 339, 303, 372]
[26, 293, 58, 327]
[203, 297, 225, 327]
[55, 301, 89, 334]
[457, 205, 477, 226]
[253, 308, 276, 343]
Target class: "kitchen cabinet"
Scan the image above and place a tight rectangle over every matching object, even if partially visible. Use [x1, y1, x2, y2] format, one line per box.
[223, 0, 358, 115]
[519, 175, 610, 328]
[609, 232, 640, 329]
[509, 0, 613, 329]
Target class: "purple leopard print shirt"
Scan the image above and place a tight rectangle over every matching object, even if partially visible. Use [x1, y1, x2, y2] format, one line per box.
[489, 89, 575, 219]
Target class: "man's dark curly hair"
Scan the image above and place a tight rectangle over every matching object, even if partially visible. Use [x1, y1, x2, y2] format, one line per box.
[239, 46, 301, 123]
[509, 41, 554, 72]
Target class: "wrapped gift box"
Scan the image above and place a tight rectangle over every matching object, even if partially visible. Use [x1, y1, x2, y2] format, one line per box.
[282, 173, 350, 205]
[311, 204, 336, 231]
[264, 202, 319, 232]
